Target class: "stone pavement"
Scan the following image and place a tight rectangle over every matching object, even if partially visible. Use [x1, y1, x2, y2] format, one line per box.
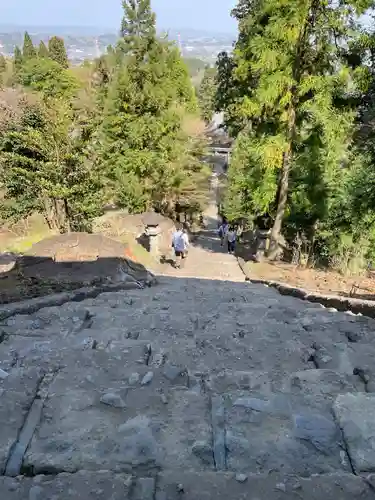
[2, 275, 375, 498]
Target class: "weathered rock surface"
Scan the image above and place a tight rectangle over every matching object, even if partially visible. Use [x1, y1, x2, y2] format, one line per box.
[0, 470, 373, 500]
[156, 471, 375, 500]
[0, 253, 17, 275]
[2, 223, 375, 497]
[22, 232, 154, 286]
[0, 471, 133, 499]
[0, 367, 43, 474]
[334, 393, 375, 473]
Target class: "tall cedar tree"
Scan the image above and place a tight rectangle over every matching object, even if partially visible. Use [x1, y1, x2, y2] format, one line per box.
[38, 40, 49, 58]
[0, 55, 6, 73]
[23, 31, 37, 59]
[100, 1, 201, 213]
[120, 0, 156, 59]
[0, 55, 6, 87]
[198, 66, 217, 123]
[336, 32, 375, 265]
[13, 46, 23, 73]
[220, 0, 374, 256]
[48, 36, 69, 68]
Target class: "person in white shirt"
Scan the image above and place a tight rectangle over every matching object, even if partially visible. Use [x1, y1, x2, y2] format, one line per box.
[172, 224, 190, 268]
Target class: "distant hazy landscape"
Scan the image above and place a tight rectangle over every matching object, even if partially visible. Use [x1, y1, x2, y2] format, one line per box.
[0, 25, 235, 64]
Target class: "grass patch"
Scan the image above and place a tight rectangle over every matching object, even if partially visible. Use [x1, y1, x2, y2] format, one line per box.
[0, 231, 56, 254]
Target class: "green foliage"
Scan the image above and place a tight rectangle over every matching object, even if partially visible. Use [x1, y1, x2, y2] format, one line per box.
[220, 0, 375, 267]
[119, 0, 156, 58]
[98, 0, 206, 215]
[216, 50, 244, 135]
[0, 55, 6, 73]
[184, 57, 206, 77]
[48, 36, 69, 69]
[198, 67, 217, 122]
[93, 44, 122, 97]
[1, 5, 208, 238]
[38, 40, 49, 59]
[0, 93, 102, 232]
[18, 58, 80, 100]
[224, 132, 281, 221]
[0, 55, 6, 88]
[164, 44, 198, 112]
[13, 46, 23, 73]
[23, 32, 37, 60]
[100, 53, 196, 212]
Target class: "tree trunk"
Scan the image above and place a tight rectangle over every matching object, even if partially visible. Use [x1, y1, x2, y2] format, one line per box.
[268, 105, 296, 258]
[44, 215, 54, 231]
[267, 0, 318, 259]
[53, 198, 70, 233]
[63, 199, 71, 233]
[42, 196, 59, 232]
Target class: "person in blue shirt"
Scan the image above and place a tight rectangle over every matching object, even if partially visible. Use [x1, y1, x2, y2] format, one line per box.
[218, 218, 229, 247]
[227, 226, 236, 254]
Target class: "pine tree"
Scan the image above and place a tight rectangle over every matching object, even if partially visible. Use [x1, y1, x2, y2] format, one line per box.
[0, 54, 6, 73]
[99, 0, 203, 215]
[38, 40, 49, 58]
[13, 46, 23, 73]
[23, 31, 36, 59]
[198, 66, 217, 122]
[164, 44, 198, 111]
[0, 54, 6, 88]
[216, 50, 247, 136]
[119, 0, 156, 59]
[48, 36, 69, 68]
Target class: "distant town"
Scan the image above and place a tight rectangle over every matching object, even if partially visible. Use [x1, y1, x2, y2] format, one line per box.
[0, 26, 235, 65]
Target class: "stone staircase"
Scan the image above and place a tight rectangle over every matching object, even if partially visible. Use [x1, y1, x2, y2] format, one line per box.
[1, 275, 375, 498]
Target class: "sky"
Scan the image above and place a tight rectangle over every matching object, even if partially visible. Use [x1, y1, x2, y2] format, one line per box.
[2, 0, 238, 34]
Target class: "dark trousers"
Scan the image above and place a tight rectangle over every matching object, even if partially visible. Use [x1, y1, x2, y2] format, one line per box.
[228, 241, 235, 253]
[174, 250, 186, 268]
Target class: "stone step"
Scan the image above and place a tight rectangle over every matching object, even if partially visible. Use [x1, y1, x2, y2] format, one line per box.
[2, 274, 375, 494]
[0, 354, 363, 479]
[1, 470, 374, 500]
[156, 470, 375, 500]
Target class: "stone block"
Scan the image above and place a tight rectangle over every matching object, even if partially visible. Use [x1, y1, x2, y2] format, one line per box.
[334, 393, 375, 473]
[285, 369, 364, 399]
[225, 392, 348, 475]
[156, 471, 373, 500]
[0, 471, 132, 499]
[23, 363, 212, 474]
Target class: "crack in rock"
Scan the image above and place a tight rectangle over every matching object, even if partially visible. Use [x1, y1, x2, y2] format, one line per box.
[211, 395, 226, 471]
[4, 371, 57, 477]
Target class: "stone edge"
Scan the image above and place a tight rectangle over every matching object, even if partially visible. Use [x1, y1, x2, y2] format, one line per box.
[237, 257, 375, 319]
[0, 278, 157, 321]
